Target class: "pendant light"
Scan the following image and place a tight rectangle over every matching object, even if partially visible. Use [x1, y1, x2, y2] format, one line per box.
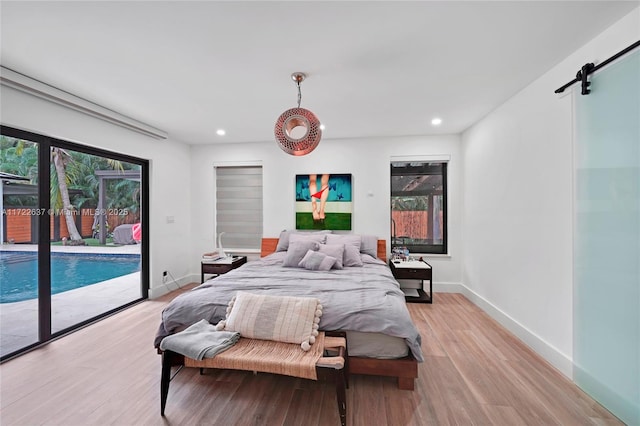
[274, 72, 322, 156]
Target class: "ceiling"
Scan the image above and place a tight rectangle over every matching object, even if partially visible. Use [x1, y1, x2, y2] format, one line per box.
[1, 1, 637, 145]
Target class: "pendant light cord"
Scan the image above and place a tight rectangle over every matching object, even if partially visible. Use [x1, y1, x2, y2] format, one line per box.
[297, 81, 302, 108]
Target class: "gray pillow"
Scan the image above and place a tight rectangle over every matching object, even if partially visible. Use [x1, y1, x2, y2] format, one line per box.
[298, 250, 337, 271]
[283, 240, 320, 267]
[361, 254, 386, 265]
[289, 233, 327, 246]
[360, 235, 378, 258]
[276, 230, 331, 252]
[325, 234, 361, 251]
[318, 244, 344, 269]
[343, 245, 364, 267]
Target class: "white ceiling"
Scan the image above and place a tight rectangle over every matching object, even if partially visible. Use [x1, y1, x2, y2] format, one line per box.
[1, 1, 638, 145]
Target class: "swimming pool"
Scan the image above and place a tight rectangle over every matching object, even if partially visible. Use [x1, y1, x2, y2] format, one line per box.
[0, 252, 141, 303]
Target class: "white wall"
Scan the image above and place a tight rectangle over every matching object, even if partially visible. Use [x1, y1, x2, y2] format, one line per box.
[0, 85, 193, 297]
[190, 134, 463, 289]
[461, 8, 640, 377]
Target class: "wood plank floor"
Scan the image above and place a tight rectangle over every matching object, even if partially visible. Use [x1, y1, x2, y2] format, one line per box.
[0, 287, 621, 425]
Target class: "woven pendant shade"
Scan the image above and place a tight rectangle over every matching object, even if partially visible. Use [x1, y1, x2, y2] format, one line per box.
[274, 107, 322, 156]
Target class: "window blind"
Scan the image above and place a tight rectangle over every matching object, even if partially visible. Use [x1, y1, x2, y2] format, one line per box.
[215, 166, 263, 250]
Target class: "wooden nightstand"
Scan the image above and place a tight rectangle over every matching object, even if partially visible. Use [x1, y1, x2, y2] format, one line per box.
[201, 256, 247, 283]
[389, 259, 433, 303]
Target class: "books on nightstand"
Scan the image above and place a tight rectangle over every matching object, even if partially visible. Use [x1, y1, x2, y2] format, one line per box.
[202, 252, 235, 264]
[202, 251, 219, 259]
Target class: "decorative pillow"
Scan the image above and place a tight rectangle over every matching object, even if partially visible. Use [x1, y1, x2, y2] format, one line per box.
[343, 245, 364, 267]
[361, 254, 386, 265]
[325, 234, 361, 251]
[298, 249, 337, 271]
[318, 244, 344, 269]
[283, 240, 319, 267]
[360, 235, 379, 258]
[262, 251, 288, 263]
[216, 291, 322, 351]
[289, 232, 327, 246]
[275, 230, 331, 252]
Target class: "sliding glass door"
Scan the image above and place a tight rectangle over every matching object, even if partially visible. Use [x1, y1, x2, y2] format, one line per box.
[0, 126, 148, 360]
[0, 136, 41, 357]
[49, 146, 143, 334]
[573, 50, 639, 425]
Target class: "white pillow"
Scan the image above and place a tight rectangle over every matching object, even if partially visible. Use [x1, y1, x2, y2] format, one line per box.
[216, 291, 323, 351]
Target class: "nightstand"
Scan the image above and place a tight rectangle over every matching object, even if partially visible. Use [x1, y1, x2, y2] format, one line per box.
[389, 259, 433, 303]
[201, 256, 247, 283]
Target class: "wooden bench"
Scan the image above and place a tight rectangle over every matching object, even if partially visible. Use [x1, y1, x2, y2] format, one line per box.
[160, 331, 348, 425]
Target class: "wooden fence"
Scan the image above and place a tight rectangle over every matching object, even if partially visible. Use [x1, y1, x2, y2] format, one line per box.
[392, 211, 429, 240]
[3, 208, 137, 243]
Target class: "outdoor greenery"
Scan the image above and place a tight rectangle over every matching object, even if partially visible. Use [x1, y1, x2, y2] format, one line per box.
[0, 136, 38, 206]
[1, 135, 141, 241]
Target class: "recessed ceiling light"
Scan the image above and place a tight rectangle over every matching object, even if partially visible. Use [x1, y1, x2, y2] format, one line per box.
[216, 129, 226, 136]
[320, 124, 325, 130]
[431, 118, 442, 126]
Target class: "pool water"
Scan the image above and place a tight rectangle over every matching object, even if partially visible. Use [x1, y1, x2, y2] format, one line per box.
[0, 252, 141, 303]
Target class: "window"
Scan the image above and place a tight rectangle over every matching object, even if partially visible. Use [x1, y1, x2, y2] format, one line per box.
[215, 165, 263, 250]
[390, 161, 447, 254]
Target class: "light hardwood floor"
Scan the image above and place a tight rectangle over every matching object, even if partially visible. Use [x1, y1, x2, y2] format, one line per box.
[0, 287, 621, 426]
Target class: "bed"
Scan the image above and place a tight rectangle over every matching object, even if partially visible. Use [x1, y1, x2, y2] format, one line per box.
[155, 233, 422, 390]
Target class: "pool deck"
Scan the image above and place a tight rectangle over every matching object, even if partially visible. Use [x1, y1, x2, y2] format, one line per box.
[1, 243, 140, 255]
[0, 243, 142, 358]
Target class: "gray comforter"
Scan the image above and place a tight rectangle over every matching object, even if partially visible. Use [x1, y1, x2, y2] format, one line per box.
[154, 252, 423, 362]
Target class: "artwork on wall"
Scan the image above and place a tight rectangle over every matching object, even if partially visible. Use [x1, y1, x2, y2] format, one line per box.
[295, 174, 352, 230]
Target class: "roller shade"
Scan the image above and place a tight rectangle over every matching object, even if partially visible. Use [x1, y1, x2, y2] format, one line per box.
[215, 166, 263, 249]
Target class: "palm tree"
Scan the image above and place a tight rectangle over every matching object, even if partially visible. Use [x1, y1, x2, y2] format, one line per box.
[51, 147, 83, 242]
[3, 138, 139, 243]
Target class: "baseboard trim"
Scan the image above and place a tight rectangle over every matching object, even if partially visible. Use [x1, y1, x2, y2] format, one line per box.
[457, 284, 573, 378]
[433, 282, 465, 293]
[412, 281, 572, 377]
[149, 273, 198, 298]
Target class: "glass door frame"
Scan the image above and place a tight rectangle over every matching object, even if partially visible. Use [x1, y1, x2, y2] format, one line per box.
[0, 125, 149, 361]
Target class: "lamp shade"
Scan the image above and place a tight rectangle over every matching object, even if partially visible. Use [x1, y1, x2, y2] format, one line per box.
[274, 107, 322, 156]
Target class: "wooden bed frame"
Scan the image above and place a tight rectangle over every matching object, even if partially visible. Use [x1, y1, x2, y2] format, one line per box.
[260, 237, 418, 390]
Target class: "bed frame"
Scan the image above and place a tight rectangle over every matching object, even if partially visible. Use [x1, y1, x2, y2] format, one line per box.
[260, 237, 418, 390]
